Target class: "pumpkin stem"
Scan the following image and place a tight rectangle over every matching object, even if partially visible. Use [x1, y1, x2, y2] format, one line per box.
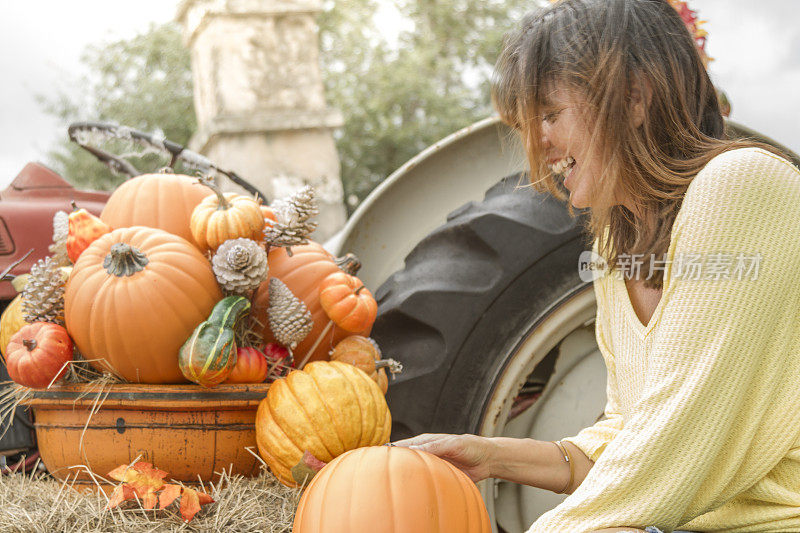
[375, 358, 403, 375]
[197, 176, 231, 210]
[103, 243, 149, 277]
[22, 339, 37, 352]
[335, 253, 362, 275]
[354, 285, 367, 296]
[285, 246, 294, 258]
[70, 200, 78, 211]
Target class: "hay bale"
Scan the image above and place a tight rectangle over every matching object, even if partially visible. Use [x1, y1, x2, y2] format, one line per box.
[0, 465, 299, 532]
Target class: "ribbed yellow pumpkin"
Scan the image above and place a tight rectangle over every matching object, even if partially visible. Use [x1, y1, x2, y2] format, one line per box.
[255, 360, 391, 486]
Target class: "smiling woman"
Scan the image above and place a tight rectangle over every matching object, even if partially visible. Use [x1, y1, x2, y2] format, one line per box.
[393, 0, 800, 532]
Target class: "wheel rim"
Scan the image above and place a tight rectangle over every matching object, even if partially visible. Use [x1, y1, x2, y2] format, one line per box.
[477, 284, 607, 532]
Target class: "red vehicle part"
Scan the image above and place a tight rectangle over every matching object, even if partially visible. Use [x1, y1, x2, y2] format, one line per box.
[0, 163, 109, 302]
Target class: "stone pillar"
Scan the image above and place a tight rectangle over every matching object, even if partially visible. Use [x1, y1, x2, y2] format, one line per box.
[176, 0, 346, 241]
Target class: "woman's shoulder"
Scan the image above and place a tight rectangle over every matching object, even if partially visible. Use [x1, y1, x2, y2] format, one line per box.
[691, 146, 799, 194]
[679, 147, 800, 220]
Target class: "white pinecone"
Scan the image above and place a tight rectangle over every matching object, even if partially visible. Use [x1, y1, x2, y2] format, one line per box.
[48, 211, 71, 267]
[212, 238, 268, 295]
[264, 186, 319, 250]
[267, 278, 313, 350]
[23, 256, 67, 325]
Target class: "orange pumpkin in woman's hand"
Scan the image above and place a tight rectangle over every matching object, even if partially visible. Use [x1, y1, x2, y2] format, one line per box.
[318, 271, 377, 333]
[293, 446, 491, 532]
[6, 322, 73, 389]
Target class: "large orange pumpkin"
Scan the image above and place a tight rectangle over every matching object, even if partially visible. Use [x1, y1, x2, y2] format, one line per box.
[293, 446, 491, 533]
[65, 226, 223, 383]
[100, 173, 210, 249]
[251, 241, 370, 367]
[255, 361, 391, 486]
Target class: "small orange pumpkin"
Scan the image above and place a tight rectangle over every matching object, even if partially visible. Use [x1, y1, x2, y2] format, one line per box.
[190, 178, 265, 253]
[66, 203, 112, 263]
[293, 446, 491, 533]
[5, 322, 73, 389]
[225, 346, 270, 383]
[318, 271, 377, 333]
[329, 336, 401, 394]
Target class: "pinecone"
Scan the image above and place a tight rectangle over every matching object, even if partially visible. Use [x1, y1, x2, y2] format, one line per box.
[264, 186, 319, 253]
[23, 256, 67, 325]
[212, 238, 269, 295]
[267, 278, 313, 350]
[48, 211, 71, 267]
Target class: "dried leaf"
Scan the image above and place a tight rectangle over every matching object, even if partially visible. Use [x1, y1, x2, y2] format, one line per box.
[158, 483, 182, 509]
[142, 492, 158, 510]
[179, 486, 214, 523]
[105, 462, 213, 522]
[105, 484, 136, 510]
[106, 462, 167, 508]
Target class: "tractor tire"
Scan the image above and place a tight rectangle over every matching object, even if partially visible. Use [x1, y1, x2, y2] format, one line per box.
[372, 173, 592, 440]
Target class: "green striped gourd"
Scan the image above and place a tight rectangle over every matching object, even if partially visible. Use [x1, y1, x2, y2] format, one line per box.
[179, 296, 251, 387]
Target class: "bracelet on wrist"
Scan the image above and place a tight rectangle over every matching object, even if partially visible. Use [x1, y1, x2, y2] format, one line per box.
[551, 440, 574, 494]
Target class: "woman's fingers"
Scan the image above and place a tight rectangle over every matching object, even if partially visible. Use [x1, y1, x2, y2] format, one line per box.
[391, 433, 451, 448]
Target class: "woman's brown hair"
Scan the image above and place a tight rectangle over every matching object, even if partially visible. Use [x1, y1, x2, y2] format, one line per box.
[492, 0, 780, 288]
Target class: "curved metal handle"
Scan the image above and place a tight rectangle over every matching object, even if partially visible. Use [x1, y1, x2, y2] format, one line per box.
[68, 121, 269, 201]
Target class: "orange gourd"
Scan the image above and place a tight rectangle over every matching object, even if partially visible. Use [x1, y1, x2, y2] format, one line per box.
[255, 360, 391, 486]
[5, 322, 73, 389]
[64, 227, 222, 383]
[329, 336, 401, 394]
[293, 446, 491, 533]
[190, 178, 265, 253]
[319, 271, 377, 333]
[100, 173, 210, 249]
[66, 204, 112, 263]
[225, 347, 269, 383]
[251, 242, 370, 367]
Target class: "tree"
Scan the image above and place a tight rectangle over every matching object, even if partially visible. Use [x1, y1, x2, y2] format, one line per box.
[318, 0, 535, 209]
[42, 1, 537, 209]
[40, 23, 195, 190]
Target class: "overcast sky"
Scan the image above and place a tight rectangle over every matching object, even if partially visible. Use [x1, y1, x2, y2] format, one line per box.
[0, 0, 798, 190]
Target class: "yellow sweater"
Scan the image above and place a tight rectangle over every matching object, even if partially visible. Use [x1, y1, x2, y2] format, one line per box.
[530, 148, 800, 532]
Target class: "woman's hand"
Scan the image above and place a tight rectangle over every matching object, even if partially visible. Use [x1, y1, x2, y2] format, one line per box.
[391, 433, 495, 482]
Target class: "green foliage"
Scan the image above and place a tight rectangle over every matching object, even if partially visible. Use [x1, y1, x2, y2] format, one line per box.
[318, 0, 534, 210]
[40, 23, 195, 190]
[41, 1, 537, 207]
